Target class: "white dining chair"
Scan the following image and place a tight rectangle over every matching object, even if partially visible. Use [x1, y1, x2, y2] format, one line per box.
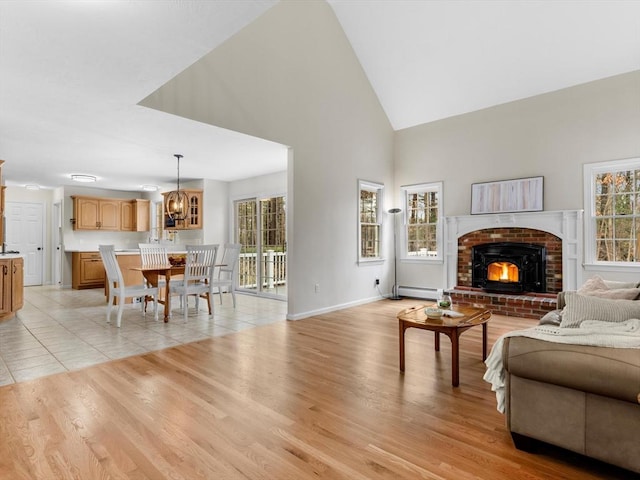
[170, 244, 219, 319]
[210, 243, 242, 308]
[138, 243, 170, 269]
[138, 243, 172, 311]
[99, 245, 159, 327]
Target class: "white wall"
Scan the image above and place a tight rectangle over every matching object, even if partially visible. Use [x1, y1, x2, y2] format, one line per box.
[229, 170, 286, 200]
[202, 178, 229, 246]
[394, 71, 640, 290]
[141, 1, 395, 319]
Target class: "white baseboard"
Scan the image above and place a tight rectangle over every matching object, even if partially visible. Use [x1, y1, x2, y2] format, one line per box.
[397, 286, 441, 300]
[286, 286, 443, 321]
[286, 294, 382, 321]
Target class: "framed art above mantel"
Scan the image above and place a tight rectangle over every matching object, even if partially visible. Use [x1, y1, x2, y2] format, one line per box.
[471, 176, 543, 215]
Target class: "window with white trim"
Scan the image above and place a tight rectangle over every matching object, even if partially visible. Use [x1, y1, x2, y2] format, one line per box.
[358, 180, 383, 262]
[402, 182, 443, 261]
[584, 158, 640, 264]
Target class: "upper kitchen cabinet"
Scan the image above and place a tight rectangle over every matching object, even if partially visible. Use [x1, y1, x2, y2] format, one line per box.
[162, 189, 203, 230]
[71, 195, 150, 232]
[121, 199, 150, 232]
[72, 196, 120, 230]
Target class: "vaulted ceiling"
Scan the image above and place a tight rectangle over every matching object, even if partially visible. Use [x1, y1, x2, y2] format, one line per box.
[0, 0, 638, 190]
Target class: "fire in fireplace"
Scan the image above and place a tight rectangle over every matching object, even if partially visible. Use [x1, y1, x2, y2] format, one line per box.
[472, 242, 546, 294]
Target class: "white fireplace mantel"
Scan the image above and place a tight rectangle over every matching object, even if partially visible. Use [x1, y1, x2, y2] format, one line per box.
[445, 210, 583, 292]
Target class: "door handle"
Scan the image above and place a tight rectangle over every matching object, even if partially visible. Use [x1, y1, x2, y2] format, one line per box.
[37, 247, 42, 251]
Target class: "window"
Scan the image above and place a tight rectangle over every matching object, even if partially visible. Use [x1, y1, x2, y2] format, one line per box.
[584, 158, 640, 264]
[358, 180, 383, 262]
[402, 182, 443, 261]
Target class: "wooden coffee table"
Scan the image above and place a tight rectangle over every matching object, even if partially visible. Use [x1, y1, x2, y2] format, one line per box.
[397, 304, 491, 386]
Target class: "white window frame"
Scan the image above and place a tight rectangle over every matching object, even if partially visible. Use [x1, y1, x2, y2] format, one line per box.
[400, 181, 443, 263]
[358, 179, 384, 264]
[584, 157, 640, 268]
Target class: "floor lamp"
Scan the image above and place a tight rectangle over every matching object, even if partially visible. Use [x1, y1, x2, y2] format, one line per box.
[388, 208, 402, 300]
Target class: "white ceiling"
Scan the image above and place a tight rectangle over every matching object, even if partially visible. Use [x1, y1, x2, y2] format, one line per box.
[328, 0, 640, 130]
[1, 0, 639, 191]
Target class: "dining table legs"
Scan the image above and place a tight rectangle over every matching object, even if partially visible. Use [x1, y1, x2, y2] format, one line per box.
[141, 269, 172, 322]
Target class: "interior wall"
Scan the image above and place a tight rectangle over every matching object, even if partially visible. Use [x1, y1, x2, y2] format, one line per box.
[394, 70, 640, 290]
[202, 178, 229, 246]
[141, 1, 395, 318]
[229, 171, 287, 201]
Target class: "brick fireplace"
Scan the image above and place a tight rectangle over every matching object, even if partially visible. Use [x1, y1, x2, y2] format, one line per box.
[458, 228, 562, 293]
[445, 210, 583, 318]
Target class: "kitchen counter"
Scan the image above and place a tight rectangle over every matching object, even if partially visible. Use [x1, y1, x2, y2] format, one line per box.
[0, 253, 24, 259]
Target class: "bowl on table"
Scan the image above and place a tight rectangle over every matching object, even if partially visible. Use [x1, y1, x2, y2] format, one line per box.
[425, 307, 444, 319]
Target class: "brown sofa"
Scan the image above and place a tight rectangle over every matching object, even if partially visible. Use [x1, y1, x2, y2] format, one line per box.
[502, 291, 640, 473]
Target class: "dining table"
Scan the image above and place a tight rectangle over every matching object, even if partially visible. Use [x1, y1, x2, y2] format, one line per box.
[131, 264, 184, 322]
[131, 262, 226, 322]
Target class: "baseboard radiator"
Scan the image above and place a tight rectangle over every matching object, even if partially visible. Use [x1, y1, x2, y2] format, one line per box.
[397, 286, 441, 301]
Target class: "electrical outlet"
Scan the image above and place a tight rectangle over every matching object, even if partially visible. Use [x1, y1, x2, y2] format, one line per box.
[375, 278, 380, 286]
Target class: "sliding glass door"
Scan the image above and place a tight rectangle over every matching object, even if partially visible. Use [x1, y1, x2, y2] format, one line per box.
[235, 196, 287, 299]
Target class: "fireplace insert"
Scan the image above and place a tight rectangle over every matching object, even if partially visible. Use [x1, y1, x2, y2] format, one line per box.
[472, 242, 546, 294]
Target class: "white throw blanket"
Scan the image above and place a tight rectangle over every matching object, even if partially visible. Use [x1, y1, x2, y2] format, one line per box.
[483, 319, 640, 413]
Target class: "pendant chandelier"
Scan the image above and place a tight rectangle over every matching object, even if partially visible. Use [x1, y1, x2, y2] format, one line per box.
[165, 154, 190, 221]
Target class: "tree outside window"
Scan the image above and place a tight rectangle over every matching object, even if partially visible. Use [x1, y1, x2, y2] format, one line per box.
[402, 182, 442, 261]
[359, 180, 383, 261]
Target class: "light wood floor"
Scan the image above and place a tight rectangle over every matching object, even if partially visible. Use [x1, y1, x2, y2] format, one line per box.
[0, 298, 635, 479]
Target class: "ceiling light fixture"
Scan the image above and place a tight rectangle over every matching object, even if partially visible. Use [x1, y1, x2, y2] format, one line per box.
[25, 184, 41, 190]
[71, 174, 96, 183]
[141, 184, 159, 192]
[164, 154, 190, 221]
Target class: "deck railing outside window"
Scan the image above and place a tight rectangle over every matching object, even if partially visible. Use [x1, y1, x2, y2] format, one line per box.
[238, 251, 287, 289]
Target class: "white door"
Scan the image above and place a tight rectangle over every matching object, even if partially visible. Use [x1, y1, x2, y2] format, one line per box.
[53, 202, 62, 285]
[6, 201, 44, 286]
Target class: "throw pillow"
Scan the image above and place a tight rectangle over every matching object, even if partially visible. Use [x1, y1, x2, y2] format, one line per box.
[577, 275, 608, 293]
[560, 291, 640, 328]
[577, 275, 640, 300]
[539, 309, 562, 326]
[603, 279, 640, 289]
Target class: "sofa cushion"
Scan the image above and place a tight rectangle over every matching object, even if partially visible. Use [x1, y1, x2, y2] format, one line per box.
[560, 291, 640, 328]
[503, 336, 640, 404]
[577, 275, 640, 300]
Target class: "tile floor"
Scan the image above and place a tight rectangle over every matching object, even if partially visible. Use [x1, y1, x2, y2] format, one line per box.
[0, 285, 287, 386]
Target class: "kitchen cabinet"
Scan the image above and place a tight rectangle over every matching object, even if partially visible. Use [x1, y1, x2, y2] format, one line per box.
[162, 189, 203, 230]
[72, 252, 106, 289]
[0, 256, 24, 321]
[71, 195, 149, 232]
[72, 196, 120, 230]
[121, 199, 150, 232]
